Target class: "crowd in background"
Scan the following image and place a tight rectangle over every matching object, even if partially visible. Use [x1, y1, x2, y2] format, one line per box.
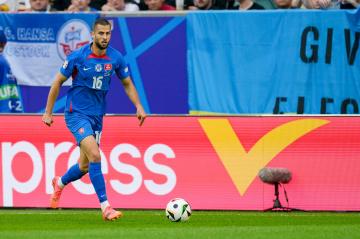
[0, 0, 358, 12]
[0, 0, 358, 114]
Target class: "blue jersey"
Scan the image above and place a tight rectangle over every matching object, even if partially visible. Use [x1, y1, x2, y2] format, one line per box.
[0, 54, 23, 113]
[60, 44, 130, 115]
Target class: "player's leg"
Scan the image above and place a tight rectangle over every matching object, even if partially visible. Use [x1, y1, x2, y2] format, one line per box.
[80, 135, 122, 221]
[78, 148, 89, 172]
[60, 148, 88, 185]
[50, 148, 88, 209]
[50, 112, 91, 209]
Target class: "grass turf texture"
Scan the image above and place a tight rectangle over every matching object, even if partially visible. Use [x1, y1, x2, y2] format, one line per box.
[0, 209, 360, 239]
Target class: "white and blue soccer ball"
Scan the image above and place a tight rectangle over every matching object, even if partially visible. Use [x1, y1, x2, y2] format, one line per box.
[165, 198, 192, 222]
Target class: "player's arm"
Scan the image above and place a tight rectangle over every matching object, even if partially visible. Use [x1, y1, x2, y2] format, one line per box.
[121, 76, 147, 126]
[42, 72, 67, 127]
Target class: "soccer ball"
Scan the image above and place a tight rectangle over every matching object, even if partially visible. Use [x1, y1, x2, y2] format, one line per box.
[165, 198, 192, 222]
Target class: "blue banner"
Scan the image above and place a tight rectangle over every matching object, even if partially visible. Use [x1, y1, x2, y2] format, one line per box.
[188, 10, 360, 114]
[0, 14, 187, 114]
[0, 13, 98, 86]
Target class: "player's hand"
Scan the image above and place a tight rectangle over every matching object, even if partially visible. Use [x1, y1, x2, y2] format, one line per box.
[67, 4, 80, 12]
[318, 0, 331, 8]
[136, 105, 146, 127]
[42, 113, 53, 127]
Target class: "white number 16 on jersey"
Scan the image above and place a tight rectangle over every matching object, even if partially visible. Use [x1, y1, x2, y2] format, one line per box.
[92, 76, 103, 89]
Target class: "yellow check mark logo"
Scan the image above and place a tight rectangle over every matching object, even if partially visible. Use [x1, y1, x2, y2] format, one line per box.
[199, 118, 329, 196]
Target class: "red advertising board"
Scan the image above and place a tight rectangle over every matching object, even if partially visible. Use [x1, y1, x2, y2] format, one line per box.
[0, 115, 359, 211]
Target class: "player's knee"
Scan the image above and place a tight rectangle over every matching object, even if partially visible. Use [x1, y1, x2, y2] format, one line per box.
[87, 150, 101, 162]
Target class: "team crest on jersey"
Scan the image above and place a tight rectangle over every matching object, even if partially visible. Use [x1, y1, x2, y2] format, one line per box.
[57, 19, 91, 60]
[78, 127, 84, 134]
[95, 64, 103, 72]
[104, 64, 112, 71]
[62, 60, 68, 69]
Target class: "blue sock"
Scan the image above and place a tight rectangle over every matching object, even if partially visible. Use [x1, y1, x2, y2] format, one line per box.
[89, 162, 107, 203]
[61, 163, 86, 185]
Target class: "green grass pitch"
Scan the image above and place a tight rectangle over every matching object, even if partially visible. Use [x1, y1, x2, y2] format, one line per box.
[1, 209, 360, 239]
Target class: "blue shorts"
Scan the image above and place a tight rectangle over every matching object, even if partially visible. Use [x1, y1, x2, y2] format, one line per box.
[65, 112, 103, 145]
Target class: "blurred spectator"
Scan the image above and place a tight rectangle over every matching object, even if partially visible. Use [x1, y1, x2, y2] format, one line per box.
[274, 0, 296, 8]
[67, 0, 97, 11]
[144, 0, 176, 10]
[52, 0, 109, 11]
[291, 0, 302, 7]
[228, 0, 265, 9]
[300, 0, 356, 8]
[1, 0, 21, 11]
[302, 0, 332, 8]
[26, 0, 54, 11]
[0, 31, 24, 113]
[139, 0, 175, 9]
[16, 0, 28, 11]
[184, 0, 227, 9]
[187, 0, 223, 9]
[340, 0, 359, 8]
[101, 0, 139, 11]
[0, 0, 10, 11]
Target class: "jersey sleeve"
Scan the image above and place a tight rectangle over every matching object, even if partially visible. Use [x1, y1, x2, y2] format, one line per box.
[115, 54, 130, 80]
[59, 52, 77, 78]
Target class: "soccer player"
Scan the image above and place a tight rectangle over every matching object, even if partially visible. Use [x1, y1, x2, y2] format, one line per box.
[42, 18, 146, 221]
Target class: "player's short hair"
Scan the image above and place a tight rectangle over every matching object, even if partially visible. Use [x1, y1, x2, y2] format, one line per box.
[93, 18, 111, 30]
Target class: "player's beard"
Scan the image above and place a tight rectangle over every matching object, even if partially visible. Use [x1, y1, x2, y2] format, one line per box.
[95, 40, 109, 50]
